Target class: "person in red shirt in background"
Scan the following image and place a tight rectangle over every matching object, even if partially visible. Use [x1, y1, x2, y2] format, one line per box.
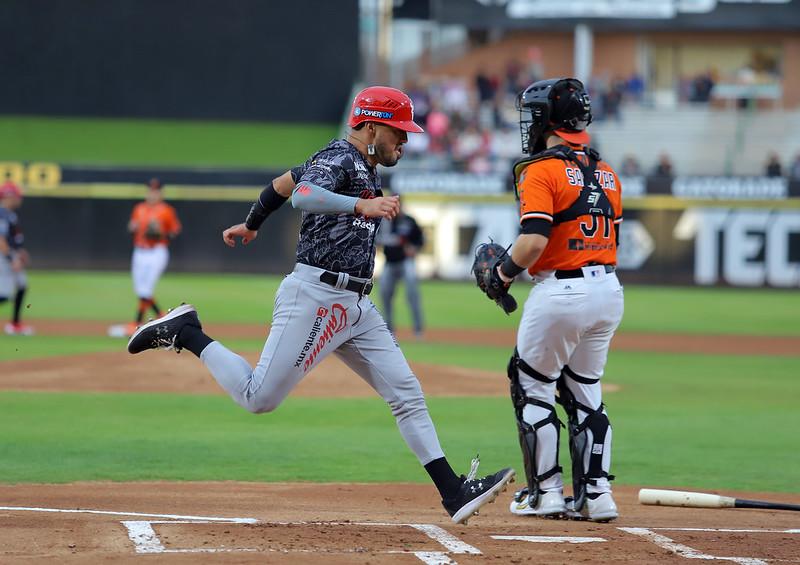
[0, 180, 34, 336]
[127, 178, 181, 335]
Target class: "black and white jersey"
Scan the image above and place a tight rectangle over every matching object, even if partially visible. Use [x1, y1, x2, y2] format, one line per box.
[380, 214, 423, 264]
[295, 139, 382, 278]
[0, 206, 22, 250]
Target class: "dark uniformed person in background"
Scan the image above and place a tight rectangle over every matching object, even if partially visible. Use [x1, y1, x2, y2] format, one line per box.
[378, 195, 424, 338]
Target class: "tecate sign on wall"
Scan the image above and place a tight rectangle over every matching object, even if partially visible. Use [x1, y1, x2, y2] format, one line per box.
[674, 208, 800, 287]
[671, 177, 789, 200]
[391, 172, 507, 195]
[616, 219, 654, 270]
[404, 201, 519, 280]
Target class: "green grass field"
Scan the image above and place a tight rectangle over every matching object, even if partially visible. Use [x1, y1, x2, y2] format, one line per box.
[11, 271, 800, 334]
[0, 116, 337, 168]
[0, 271, 798, 492]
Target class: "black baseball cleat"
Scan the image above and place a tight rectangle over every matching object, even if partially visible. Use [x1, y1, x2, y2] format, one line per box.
[127, 304, 201, 354]
[442, 457, 516, 525]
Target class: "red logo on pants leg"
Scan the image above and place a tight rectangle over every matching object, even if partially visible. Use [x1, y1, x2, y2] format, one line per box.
[331, 304, 347, 333]
[295, 303, 349, 372]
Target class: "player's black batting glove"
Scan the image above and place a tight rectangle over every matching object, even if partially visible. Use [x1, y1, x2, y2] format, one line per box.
[471, 242, 518, 315]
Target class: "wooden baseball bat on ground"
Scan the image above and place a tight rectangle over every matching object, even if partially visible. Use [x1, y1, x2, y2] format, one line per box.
[639, 489, 800, 511]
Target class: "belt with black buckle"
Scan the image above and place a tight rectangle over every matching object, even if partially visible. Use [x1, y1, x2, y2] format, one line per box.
[319, 270, 374, 296]
[554, 264, 616, 279]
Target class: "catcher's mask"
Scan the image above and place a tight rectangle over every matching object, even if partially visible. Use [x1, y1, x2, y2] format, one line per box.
[517, 77, 592, 155]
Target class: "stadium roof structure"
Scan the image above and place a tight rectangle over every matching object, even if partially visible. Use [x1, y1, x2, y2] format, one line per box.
[396, 0, 800, 31]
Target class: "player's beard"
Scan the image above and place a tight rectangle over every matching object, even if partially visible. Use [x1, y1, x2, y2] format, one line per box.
[376, 140, 402, 167]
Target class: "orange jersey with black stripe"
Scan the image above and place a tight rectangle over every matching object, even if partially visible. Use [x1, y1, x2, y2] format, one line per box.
[130, 202, 181, 248]
[517, 147, 622, 273]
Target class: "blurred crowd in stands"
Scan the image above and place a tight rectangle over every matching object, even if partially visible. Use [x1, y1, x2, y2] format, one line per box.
[616, 152, 800, 179]
[681, 71, 716, 103]
[401, 61, 646, 175]
[766, 152, 800, 179]
[398, 50, 793, 181]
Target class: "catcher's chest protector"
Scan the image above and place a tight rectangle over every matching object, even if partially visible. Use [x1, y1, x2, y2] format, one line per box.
[512, 146, 616, 224]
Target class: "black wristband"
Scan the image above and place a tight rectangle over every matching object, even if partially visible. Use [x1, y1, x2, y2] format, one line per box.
[244, 202, 268, 231]
[500, 255, 526, 279]
[244, 182, 289, 230]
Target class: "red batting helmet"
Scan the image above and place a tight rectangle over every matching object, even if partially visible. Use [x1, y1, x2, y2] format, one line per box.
[348, 86, 424, 133]
[0, 180, 22, 199]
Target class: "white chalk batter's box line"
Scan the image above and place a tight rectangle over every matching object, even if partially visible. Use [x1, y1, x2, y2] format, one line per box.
[2, 506, 799, 565]
[123, 520, 479, 564]
[618, 527, 800, 565]
[0, 506, 475, 565]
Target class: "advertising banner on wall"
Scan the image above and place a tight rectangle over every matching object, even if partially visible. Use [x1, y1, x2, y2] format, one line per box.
[673, 207, 800, 287]
[402, 200, 800, 288]
[7, 160, 798, 287]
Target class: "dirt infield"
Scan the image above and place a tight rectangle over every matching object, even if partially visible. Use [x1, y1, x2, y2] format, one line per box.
[0, 350, 510, 397]
[2, 323, 799, 562]
[19, 319, 800, 356]
[1, 482, 798, 563]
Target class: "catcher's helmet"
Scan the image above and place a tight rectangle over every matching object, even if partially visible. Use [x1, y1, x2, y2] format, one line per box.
[517, 77, 592, 154]
[348, 86, 424, 133]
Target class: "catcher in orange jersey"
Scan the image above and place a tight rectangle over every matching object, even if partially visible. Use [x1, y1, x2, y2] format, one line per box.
[127, 178, 181, 335]
[482, 78, 624, 522]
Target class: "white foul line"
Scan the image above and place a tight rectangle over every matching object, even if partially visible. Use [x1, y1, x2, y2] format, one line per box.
[492, 535, 606, 544]
[619, 527, 768, 565]
[0, 505, 256, 523]
[652, 527, 800, 534]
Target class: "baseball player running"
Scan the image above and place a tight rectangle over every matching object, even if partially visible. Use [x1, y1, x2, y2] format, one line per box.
[0, 181, 33, 335]
[489, 78, 623, 522]
[127, 86, 515, 524]
[127, 178, 181, 336]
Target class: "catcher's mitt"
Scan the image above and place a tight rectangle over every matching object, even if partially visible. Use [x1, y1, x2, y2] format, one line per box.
[471, 242, 518, 314]
[144, 219, 163, 242]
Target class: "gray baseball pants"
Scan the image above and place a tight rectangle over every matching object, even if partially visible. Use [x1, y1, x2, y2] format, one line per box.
[379, 259, 423, 334]
[199, 263, 445, 465]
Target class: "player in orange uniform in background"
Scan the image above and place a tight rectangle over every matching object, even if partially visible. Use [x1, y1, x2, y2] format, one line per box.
[127, 178, 181, 335]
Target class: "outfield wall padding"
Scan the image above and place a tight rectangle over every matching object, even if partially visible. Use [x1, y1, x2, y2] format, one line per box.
[23, 197, 300, 274]
[19, 197, 800, 288]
